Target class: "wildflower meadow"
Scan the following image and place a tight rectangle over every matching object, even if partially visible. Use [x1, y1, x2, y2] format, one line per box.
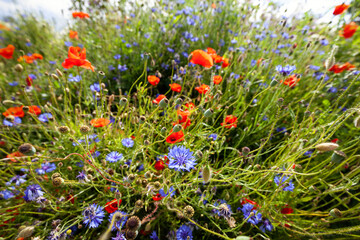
[1, 0, 360, 239]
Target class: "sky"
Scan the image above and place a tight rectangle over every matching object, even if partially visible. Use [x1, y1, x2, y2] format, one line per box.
[0, 0, 352, 30]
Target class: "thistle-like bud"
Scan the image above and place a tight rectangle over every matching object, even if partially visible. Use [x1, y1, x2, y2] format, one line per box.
[183, 205, 194, 218]
[51, 173, 61, 180]
[329, 208, 342, 218]
[135, 200, 144, 209]
[119, 97, 128, 106]
[153, 181, 161, 190]
[126, 216, 141, 230]
[80, 125, 91, 134]
[14, 64, 24, 72]
[202, 165, 212, 184]
[18, 143, 36, 156]
[125, 230, 138, 240]
[172, 124, 182, 133]
[58, 126, 70, 134]
[196, 150, 203, 158]
[315, 143, 339, 152]
[52, 177, 64, 187]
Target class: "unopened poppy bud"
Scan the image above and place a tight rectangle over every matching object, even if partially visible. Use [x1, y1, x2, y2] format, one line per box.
[204, 108, 214, 118]
[315, 143, 339, 152]
[5, 115, 15, 122]
[144, 171, 152, 179]
[242, 147, 250, 156]
[119, 97, 128, 106]
[331, 150, 347, 164]
[115, 190, 122, 200]
[270, 79, 278, 86]
[159, 98, 168, 108]
[52, 177, 64, 187]
[160, 127, 167, 135]
[17, 226, 35, 238]
[202, 165, 212, 184]
[51, 74, 59, 80]
[14, 64, 24, 72]
[145, 222, 152, 232]
[308, 185, 317, 193]
[98, 71, 105, 76]
[58, 162, 63, 167]
[196, 150, 203, 158]
[329, 208, 342, 218]
[153, 181, 161, 190]
[127, 174, 136, 183]
[172, 124, 182, 133]
[56, 69, 63, 77]
[354, 116, 360, 128]
[175, 98, 183, 105]
[141, 179, 148, 187]
[18, 143, 36, 156]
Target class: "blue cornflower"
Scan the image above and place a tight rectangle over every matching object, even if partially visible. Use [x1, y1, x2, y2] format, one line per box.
[49, 60, 56, 65]
[274, 174, 295, 191]
[241, 203, 262, 224]
[83, 203, 105, 228]
[213, 199, 232, 219]
[231, 39, 237, 44]
[118, 64, 128, 72]
[304, 150, 314, 158]
[248, 210, 262, 225]
[25, 42, 32, 47]
[28, 73, 37, 79]
[68, 74, 81, 82]
[122, 138, 134, 148]
[208, 133, 218, 141]
[7, 174, 27, 186]
[176, 224, 193, 240]
[108, 210, 128, 231]
[309, 65, 320, 71]
[0, 190, 14, 200]
[90, 83, 101, 92]
[24, 184, 44, 201]
[76, 171, 88, 183]
[35, 162, 56, 175]
[276, 127, 287, 133]
[3, 117, 21, 127]
[320, 39, 329, 46]
[38, 113, 52, 123]
[167, 47, 174, 53]
[106, 151, 123, 163]
[159, 186, 176, 198]
[260, 218, 274, 232]
[64, 41, 72, 47]
[328, 87, 338, 93]
[8, 81, 18, 86]
[167, 145, 196, 172]
[275, 65, 296, 76]
[112, 231, 126, 240]
[150, 231, 160, 240]
[114, 54, 121, 60]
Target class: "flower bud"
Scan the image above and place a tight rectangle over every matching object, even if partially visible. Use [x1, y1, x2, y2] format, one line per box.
[119, 97, 128, 106]
[14, 64, 24, 72]
[175, 98, 183, 105]
[56, 69, 63, 77]
[183, 205, 194, 218]
[159, 98, 168, 108]
[329, 208, 342, 218]
[126, 216, 141, 230]
[202, 165, 212, 184]
[354, 116, 360, 128]
[18, 143, 36, 156]
[51, 74, 59, 80]
[204, 108, 214, 118]
[315, 143, 339, 152]
[172, 124, 182, 133]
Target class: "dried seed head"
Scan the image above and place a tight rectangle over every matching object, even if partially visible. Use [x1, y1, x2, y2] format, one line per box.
[183, 205, 194, 218]
[18, 143, 36, 156]
[80, 125, 91, 134]
[58, 126, 70, 134]
[51, 173, 61, 180]
[125, 230, 138, 240]
[126, 216, 141, 230]
[135, 200, 144, 209]
[315, 143, 339, 152]
[52, 177, 64, 187]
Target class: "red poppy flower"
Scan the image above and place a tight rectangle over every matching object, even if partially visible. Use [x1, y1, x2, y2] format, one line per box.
[148, 75, 160, 86]
[3, 106, 25, 118]
[281, 207, 294, 214]
[190, 49, 213, 68]
[184, 102, 196, 110]
[105, 199, 122, 213]
[241, 198, 259, 209]
[154, 160, 166, 171]
[152, 193, 163, 201]
[207, 47, 217, 55]
[6, 151, 24, 163]
[331, 138, 339, 143]
[62, 46, 95, 71]
[169, 83, 182, 92]
[176, 109, 191, 129]
[166, 130, 185, 144]
[195, 84, 210, 94]
[27, 106, 41, 115]
[152, 94, 166, 104]
[339, 22, 358, 39]
[0, 23, 11, 31]
[67, 194, 75, 204]
[90, 118, 110, 127]
[221, 115, 238, 129]
[32, 53, 43, 60]
[213, 75, 223, 84]
[69, 30, 79, 39]
[0, 44, 15, 59]
[340, 62, 355, 71]
[72, 12, 90, 19]
[333, 3, 349, 15]
[26, 76, 33, 86]
[221, 57, 230, 68]
[17, 53, 43, 64]
[281, 74, 300, 87]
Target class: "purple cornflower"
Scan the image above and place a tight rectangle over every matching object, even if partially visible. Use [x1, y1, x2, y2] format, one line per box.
[38, 113, 52, 122]
[108, 210, 128, 231]
[167, 145, 196, 172]
[24, 184, 44, 201]
[90, 83, 101, 92]
[121, 138, 134, 148]
[275, 65, 296, 76]
[106, 151, 123, 163]
[64, 41, 72, 47]
[68, 74, 81, 82]
[7, 174, 27, 186]
[274, 174, 295, 192]
[208, 133, 218, 141]
[118, 64, 128, 72]
[150, 231, 160, 240]
[112, 232, 126, 240]
[114, 54, 121, 60]
[3, 117, 21, 127]
[241, 203, 262, 225]
[76, 171, 89, 183]
[260, 218, 274, 232]
[304, 150, 314, 158]
[35, 162, 56, 175]
[159, 186, 176, 198]
[0, 190, 14, 200]
[82, 203, 105, 228]
[176, 224, 193, 240]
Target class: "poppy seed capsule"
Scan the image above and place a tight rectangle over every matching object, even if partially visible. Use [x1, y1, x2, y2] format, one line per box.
[58, 126, 70, 134]
[18, 143, 36, 156]
[204, 108, 214, 118]
[126, 216, 141, 230]
[172, 124, 182, 133]
[119, 97, 128, 106]
[183, 205, 194, 218]
[315, 143, 339, 152]
[159, 98, 168, 108]
[139, 116, 146, 124]
[175, 98, 183, 105]
[331, 150, 347, 164]
[135, 199, 144, 209]
[80, 125, 91, 134]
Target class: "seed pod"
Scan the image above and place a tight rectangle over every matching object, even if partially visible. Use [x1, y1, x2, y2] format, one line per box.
[135, 200, 144, 209]
[354, 116, 360, 128]
[52, 177, 64, 187]
[51, 74, 59, 80]
[183, 205, 194, 218]
[125, 230, 138, 240]
[58, 126, 70, 134]
[80, 125, 91, 134]
[56, 69, 63, 77]
[14, 64, 24, 72]
[159, 98, 168, 108]
[18, 143, 36, 156]
[202, 165, 212, 184]
[204, 108, 214, 118]
[331, 150, 347, 164]
[172, 124, 182, 133]
[315, 143, 339, 152]
[126, 216, 141, 230]
[329, 208, 342, 218]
